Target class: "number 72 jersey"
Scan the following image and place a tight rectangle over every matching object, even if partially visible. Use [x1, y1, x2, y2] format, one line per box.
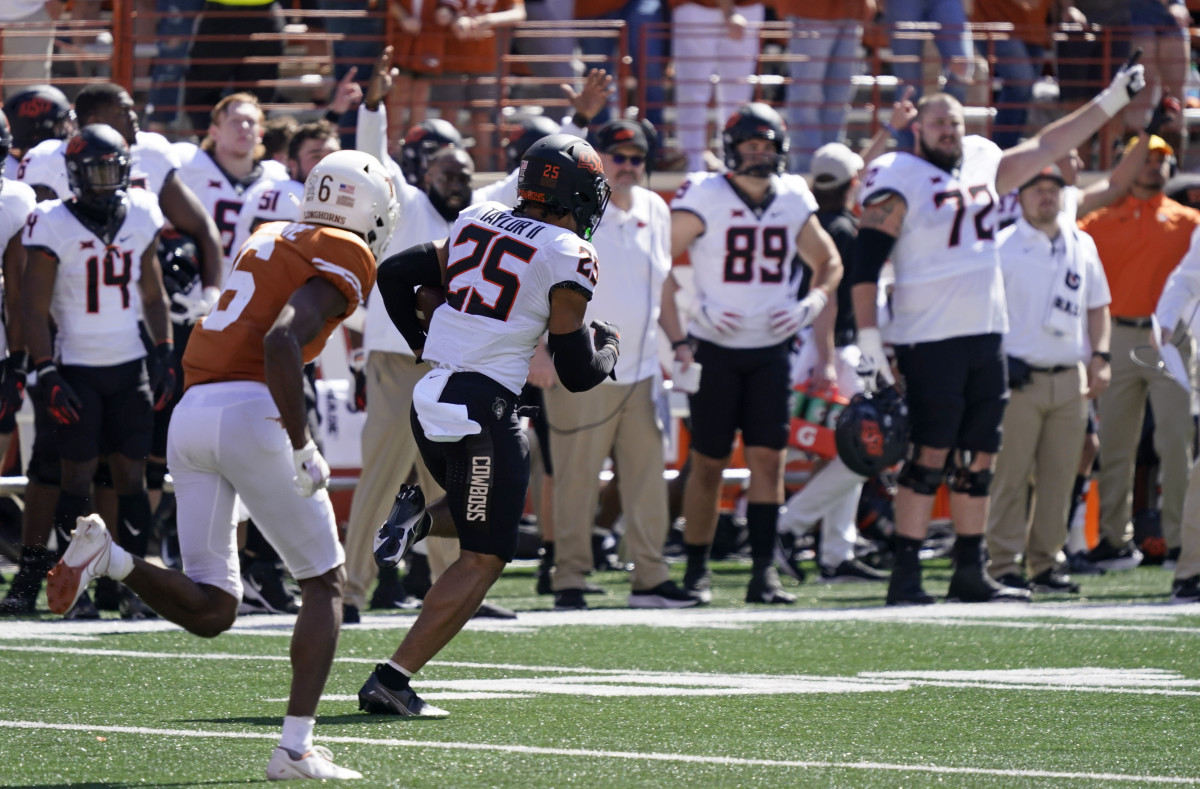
[858, 135, 1008, 345]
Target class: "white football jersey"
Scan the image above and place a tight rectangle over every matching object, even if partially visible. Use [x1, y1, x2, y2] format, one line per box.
[173, 142, 288, 280]
[24, 189, 164, 366]
[0, 178, 36, 356]
[859, 136, 1008, 344]
[671, 172, 818, 349]
[230, 176, 303, 261]
[424, 201, 598, 394]
[17, 131, 181, 201]
[364, 179, 455, 356]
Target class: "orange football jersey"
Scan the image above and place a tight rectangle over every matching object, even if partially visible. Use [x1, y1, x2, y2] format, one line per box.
[183, 221, 376, 389]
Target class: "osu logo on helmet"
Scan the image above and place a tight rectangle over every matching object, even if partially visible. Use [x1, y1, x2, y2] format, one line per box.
[860, 420, 884, 457]
[66, 135, 88, 155]
[18, 98, 53, 118]
[576, 148, 604, 175]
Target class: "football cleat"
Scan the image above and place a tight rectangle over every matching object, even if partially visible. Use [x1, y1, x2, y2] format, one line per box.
[47, 515, 115, 615]
[358, 667, 449, 717]
[682, 565, 713, 605]
[266, 745, 362, 781]
[373, 486, 432, 569]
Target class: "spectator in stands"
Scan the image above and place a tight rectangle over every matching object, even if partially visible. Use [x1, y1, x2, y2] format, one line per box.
[971, 0, 1063, 150]
[670, 0, 766, 172]
[319, 0, 385, 147]
[386, 0, 450, 140]
[439, 0, 528, 169]
[662, 103, 841, 605]
[777, 143, 889, 585]
[539, 119, 696, 610]
[884, 0, 974, 151]
[512, 0, 577, 103]
[1078, 133, 1200, 570]
[181, 0, 283, 135]
[776, 0, 875, 173]
[988, 164, 1111, 595]
[1125, 0, 1191, 159]
[0, 0, 61, 99]
[146, 0, 206, 131]
[576, 0, 669, 126]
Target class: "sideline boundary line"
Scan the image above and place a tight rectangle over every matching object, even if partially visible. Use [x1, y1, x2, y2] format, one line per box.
[0, 720, 1195, 784]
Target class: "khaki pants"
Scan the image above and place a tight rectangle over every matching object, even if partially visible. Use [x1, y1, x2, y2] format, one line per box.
[544, 378, 670, 592]
[1097, 323, 1194, 550]
[987, 364, 1088, 579]
[343, 352, 444, 610]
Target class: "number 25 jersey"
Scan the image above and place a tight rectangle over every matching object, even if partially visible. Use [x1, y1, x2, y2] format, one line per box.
[424, 201, 599, 395]
[859, 136, 1008, 345]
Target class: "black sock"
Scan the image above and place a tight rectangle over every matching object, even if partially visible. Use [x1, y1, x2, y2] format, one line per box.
[893, 535, 923, 572]
[540, 541, 555, 567]
[954, 534, 984, 567]
[377, 662, 411, 691]
[54, 492, 92, 548]
[684, 542, 710, 575]
[746, 503, 780, 563]
[118, 492, 152, 557]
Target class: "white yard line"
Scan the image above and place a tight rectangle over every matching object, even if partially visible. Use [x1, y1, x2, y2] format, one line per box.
[0, 719, 1193, 784]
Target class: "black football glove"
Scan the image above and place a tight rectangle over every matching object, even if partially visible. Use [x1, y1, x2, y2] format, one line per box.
[0, 350, 28, 422]
[148, 342, 178, 411]
[1146, 94, 1181, 136]
[590, 320, 621, 380]
[34, 359, 82, 426]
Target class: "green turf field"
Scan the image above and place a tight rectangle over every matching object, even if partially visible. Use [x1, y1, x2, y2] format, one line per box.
[2, 558, 1199, 787]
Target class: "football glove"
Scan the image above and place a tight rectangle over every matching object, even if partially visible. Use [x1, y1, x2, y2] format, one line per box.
[1145, 94, 1181, 136]
[0, 350, 28, 422]
[147, 342, 178, 411]
[855, 327, 894, 390]
[1097, 52, 1145, 117]
[692, 304, 745, 338]
[293, 439, 330, 498]
[171, 285, 221, 325]
[769, 289, 829, 338]
[590, 320, 621, 380]
[34, 359, 82, 426]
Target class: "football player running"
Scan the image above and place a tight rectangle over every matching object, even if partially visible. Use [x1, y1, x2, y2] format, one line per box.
[852, 58, 1146, 605]
[661, 102, 842, 605]
[45, 149, 398, 781]
[356, 134, 618, 717]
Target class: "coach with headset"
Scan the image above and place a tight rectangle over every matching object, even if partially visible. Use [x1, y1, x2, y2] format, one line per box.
[533, 119, 698, 611]
[1079, 134, 1200, 570]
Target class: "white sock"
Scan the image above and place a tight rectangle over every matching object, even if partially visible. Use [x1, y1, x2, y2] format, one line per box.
[387, 660, 413, 678]
[280, 715, 315, 755]
[105, 542, 134, 582]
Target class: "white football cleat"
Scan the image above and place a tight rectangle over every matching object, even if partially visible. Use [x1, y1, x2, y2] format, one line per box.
[267, 745, 362, 781]
[47, 515, 115, 615]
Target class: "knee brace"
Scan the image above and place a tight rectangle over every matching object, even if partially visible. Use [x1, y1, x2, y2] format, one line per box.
[948, 467, 994, 497]
[897, 461, 946, 496]
[146, 460, 168, 492]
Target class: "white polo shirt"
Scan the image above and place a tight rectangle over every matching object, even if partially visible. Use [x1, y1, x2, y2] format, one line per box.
[998, 215, 1110, 367]
[589, 185, 672, 385]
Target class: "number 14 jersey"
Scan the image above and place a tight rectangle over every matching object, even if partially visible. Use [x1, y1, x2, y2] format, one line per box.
[424, 201, 599, 395]
[859, 136, 1008, 345]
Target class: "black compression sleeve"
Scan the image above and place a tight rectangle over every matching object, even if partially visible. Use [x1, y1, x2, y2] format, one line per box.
[547, 325, 617, 393]
[377, 242, 442, 351]
[851, 227, 897, 286]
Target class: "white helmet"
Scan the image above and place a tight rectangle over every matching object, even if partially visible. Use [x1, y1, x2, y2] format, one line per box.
[302, 149, 399, 260]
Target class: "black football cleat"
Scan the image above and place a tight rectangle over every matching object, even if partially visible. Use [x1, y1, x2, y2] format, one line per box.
[373, 485, 432, 569]
[946, 567, 1032, 603]
[358, 666, 449, 717]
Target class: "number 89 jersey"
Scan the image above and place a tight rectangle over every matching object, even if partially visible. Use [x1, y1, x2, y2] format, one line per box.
[24, 190, 164, 367]
[671, 172, 818, 349]
[424, 201, 599, 395]
[858, 136, 1008, 345]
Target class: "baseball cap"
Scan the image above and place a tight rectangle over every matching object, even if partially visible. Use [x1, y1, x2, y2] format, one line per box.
[592, 120, 649, 154]
[811, 143, 864, 188]
[1125, 134, 1174, 157]
[1019, 164, 1066, 191]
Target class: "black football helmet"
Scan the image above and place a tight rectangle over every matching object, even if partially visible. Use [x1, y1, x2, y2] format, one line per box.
[400, 118, 463, 187]
[502, 113, 560, 172]
[517, 133, 611, 241]
[157, 229, 201, 303]
[722, 102, 788, 177]
[65, 124, 131, 212]
[3, 85, 73, 152]
[835, 385, 910, 478]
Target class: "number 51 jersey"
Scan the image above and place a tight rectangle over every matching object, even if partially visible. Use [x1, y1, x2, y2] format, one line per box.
[859, 136, 1008, 345]
[424, 200, 599, 395]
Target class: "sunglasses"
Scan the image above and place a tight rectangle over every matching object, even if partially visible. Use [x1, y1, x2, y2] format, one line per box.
[609, 153, 645, 166]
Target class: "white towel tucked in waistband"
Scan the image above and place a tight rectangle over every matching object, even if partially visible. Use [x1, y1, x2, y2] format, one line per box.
[1043, 223, 1083, 339]
[413, 368, 482, 442]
